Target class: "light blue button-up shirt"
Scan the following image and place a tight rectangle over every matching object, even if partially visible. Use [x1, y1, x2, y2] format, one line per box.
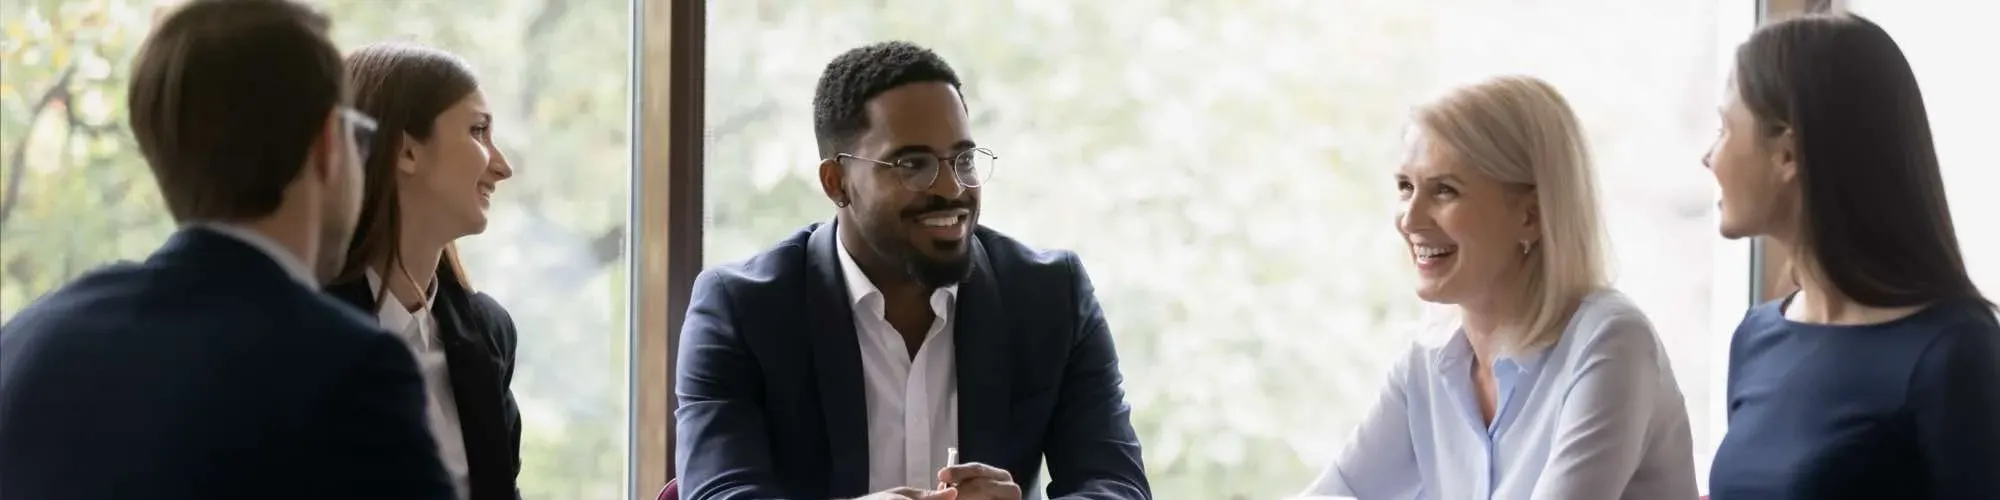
[1298, 290, 1699, 500]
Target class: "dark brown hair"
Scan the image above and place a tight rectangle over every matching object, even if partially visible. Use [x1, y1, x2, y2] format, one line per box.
[128, 0, 343, 222]
[332, 43, 481, 295]
[1736, 13, 1984, 307]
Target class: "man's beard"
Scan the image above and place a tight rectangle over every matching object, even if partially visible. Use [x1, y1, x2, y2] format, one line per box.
[902, 243, 973, 289]
[863, 225, 973, 289]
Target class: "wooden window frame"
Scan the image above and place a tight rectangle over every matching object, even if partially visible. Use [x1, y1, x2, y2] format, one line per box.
[630, 0, 704, 498]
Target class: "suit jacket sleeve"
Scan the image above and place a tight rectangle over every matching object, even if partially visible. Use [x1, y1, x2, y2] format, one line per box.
[1042, 254, 1153, 500]
[327, 328, 457, 500]
[675, 270, 797, 500]
[483, 295, 527, 500]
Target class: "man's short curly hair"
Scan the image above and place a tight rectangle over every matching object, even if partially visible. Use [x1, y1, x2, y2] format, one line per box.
[812, 41, 963, 159]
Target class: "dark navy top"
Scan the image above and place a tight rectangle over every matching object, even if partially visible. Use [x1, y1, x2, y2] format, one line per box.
[1709, 294, 2000, 500]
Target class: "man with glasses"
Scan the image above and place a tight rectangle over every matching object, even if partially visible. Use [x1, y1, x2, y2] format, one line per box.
[0, 1, 452, 499]
[676, 41, 1152, 500]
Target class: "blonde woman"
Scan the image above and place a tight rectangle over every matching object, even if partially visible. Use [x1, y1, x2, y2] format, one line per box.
[1297, 76, 1697, 500]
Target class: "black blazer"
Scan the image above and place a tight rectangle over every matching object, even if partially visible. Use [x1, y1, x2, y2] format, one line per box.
[0, 227, 454, 500]
[675, 222, 1152, 500]
[325, 261, 524, 500]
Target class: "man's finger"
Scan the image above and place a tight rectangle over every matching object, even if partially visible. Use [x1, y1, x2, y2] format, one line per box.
[955, 477, 1023, 500]
[878, 487, 957, 500]
[937, 462, 1012, 484]
[881, 487, 931, 499]
[915, 487, 959, 500]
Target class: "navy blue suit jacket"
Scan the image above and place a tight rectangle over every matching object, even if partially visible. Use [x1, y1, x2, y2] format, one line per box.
[0, 228, 453, 500]
[675, 223, 1151, 500]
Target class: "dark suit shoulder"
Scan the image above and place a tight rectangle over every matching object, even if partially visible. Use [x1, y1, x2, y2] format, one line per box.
[323, 278, 375, 315]
[972, 225, 1086, 287]
[0, 231, 452, 500]
[3, 257, 391, 383]
[17, 258, 364, 327]
[2, 260, 145, 333]
[465, 290, 520, 360]
[696, 224, 814, 295]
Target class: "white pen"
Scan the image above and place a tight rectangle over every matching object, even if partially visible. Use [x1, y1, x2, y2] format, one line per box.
[940, 447, 960, 489]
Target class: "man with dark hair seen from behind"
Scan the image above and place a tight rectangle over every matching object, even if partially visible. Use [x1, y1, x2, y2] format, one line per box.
[0, 1, 454, 499]
[675, 41, 1152, 500]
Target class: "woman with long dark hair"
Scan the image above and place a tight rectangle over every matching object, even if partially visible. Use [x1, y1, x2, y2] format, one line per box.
[1704, 13, 2000, 500]
[324, 42, 522, 500]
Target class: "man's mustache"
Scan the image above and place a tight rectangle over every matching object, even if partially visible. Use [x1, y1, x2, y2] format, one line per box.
[902, 195, 974, 216]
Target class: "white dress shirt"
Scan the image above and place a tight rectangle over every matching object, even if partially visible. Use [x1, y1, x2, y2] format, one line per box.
[367, 269, 472, 500]
[1302, 289, 1698, 500]
[836, 238, 961, 492]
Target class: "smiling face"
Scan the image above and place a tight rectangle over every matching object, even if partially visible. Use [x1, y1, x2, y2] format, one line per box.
[1395, 128, 1540, 306]
[399, 89, 513, 241]
[834, 81, 979, 289]
[1702, 79, 1799, 241]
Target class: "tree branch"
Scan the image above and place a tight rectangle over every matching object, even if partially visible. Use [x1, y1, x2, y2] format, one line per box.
[1, 65, 78, 231]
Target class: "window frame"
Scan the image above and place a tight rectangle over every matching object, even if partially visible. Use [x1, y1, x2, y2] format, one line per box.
[629, 0, 704, 498]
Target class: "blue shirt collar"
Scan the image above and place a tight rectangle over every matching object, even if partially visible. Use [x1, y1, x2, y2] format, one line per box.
[1434, 328, 1552, 375]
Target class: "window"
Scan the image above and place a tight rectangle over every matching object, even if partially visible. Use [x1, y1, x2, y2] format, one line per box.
[705, 1, 1749, 497]
[1844, 0, 2000, 296]
[0, 1, 632, 498]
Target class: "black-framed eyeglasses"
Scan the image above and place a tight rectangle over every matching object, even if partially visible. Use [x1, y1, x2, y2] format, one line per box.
[837, 147, 999, 191]
[340, 106, 379, 163]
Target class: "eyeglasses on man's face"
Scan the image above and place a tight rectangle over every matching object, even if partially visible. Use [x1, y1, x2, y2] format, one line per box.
[837, 147, 999, 191]
[340, 106, 379, 165]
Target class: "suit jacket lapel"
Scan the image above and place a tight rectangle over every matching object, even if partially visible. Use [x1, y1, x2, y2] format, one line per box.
[324, 261, 514, 498]
[806, 222, 870, 495]
[432, 280, 513, 500]
[953, 235, 1011, 467]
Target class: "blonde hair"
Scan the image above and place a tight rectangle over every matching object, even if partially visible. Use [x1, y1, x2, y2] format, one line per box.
[1413, 75, 1607, 353]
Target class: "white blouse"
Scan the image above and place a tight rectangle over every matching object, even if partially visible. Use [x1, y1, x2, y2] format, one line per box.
[367, 269, 470, 500]
[1299, 290, 1699, 500]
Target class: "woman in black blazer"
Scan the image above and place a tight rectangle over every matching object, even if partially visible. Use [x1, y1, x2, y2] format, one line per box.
[325, 41, 523, 500]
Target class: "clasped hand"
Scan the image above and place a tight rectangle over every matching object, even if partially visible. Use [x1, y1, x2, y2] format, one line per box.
[853, 462, 1021, 500]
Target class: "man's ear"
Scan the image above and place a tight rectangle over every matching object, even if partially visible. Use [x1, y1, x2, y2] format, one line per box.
[397, 132, 422, 175]
[309, 110, 343, 185]
[819, 157, 848, 207]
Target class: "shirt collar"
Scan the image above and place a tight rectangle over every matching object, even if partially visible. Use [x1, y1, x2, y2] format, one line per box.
[190, 223, 315, 287]
[834, 235, 959, 317]
[1434, 327, 1552, 375]
[365, 267, 443, 350]
[364, 267, 439, 311]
